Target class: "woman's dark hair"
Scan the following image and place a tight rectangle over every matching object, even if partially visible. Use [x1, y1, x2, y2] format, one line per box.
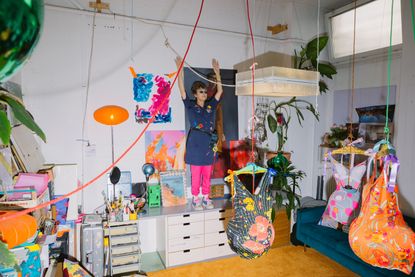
[191, 81, 206, 95]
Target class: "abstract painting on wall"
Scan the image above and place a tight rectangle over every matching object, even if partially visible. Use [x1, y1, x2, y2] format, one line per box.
[145, 130, 186, 183]
[132, 70, 174, 124]
[229, 140, 252, 170]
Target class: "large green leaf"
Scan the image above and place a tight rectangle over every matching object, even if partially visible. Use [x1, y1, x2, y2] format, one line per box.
[317, 62, 337, 79]
[306, 35, 329, 61]
[319, 80, 328, 93]
[0, 109, 11, 145]
[0, 96, 46, 142]
[267, 114, 278, 133]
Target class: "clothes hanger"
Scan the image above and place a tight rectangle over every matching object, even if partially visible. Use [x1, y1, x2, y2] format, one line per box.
[224, 162, 267, 197]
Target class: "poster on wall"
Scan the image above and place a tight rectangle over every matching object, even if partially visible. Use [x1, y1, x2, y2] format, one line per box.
[159, 170, 187, 207]
[131, 68, 175, 124]
[144, 130, 186, 183]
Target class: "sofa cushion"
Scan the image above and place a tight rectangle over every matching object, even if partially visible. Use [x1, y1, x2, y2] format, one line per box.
[301, 223, 348, 246]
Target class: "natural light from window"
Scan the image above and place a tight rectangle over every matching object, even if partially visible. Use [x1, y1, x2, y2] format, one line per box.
[330, 0, 402, 59]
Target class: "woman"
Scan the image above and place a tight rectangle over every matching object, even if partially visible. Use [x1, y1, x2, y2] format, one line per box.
[175, 56, 223, 210]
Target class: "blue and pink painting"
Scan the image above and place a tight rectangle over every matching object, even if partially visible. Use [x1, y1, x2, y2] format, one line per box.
[132, 72, 172, 124]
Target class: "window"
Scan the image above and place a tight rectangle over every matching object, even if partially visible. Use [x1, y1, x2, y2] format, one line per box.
[327, 0, 402, 60]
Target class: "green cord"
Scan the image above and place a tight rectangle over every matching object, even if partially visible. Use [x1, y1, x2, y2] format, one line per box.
[385, 0, 394, 143]
[411, 0, 415, 44]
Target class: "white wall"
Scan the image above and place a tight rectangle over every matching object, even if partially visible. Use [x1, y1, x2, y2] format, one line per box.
[22, 0, 327, 216]
[395, 0, 415, 217]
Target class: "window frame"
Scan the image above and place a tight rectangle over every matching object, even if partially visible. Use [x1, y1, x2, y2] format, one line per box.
[325, 0, 402, 64]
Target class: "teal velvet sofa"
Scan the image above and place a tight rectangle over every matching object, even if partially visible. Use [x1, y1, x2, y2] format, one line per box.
[296, 206, 415, 277]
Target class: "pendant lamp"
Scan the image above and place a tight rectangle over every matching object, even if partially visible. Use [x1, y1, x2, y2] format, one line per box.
[94, 105, 129, 201]
[235, 66, 319, 97]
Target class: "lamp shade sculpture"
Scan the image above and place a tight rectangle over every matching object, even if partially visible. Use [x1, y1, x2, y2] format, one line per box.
[93, 105, 129, 201]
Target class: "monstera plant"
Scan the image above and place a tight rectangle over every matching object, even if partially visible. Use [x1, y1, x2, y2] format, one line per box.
[0, 88, 46, 145]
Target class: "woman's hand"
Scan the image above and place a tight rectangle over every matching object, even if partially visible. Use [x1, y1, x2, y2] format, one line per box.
[212, 58, 220, 76]
[175, 56, 183, 71]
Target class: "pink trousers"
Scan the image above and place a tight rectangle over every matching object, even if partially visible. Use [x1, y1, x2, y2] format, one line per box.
[190, 165, 212, 197]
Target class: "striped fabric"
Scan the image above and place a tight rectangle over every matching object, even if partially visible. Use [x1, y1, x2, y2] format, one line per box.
[226, 169, 276, 259]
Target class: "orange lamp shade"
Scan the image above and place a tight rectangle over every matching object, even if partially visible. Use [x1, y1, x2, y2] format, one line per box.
[93, 105, 129, 126]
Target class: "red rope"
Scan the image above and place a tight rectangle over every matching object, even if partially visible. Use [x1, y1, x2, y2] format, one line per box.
[0, 0, 206, 222]
[246, 0, 256, 163]
[246, 0, 257, 194]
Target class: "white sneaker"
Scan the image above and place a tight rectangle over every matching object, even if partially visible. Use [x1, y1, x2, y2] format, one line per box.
[192, 196, 203, 211]
[202, 195, 214, 209]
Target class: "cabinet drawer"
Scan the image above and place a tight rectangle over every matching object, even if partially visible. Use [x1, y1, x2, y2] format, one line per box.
[204, 218, 229, 233]
[168, 221, 204, 239]
[112, 263, 140, 275]
[167, 212, 204, 226]
[111, 235, 139, 245]
[204, 243, 234, 260]
[204, 209, 233, 220]
[111, 253, 140, 266]
[168, 248, 205, 267]
[111, 243, 140, 255]
[205, 231, 228, 246]
[106, 224, 138, 236]
[168, 234, 204, 252]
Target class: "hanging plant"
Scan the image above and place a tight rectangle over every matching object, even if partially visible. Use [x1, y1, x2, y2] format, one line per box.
[0, 89, 46, 145]
[294, 35, 337, 93]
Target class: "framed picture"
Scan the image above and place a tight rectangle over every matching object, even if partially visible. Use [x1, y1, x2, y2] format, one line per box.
[159, 170, 187, 207]
[359, 123, 394, 145]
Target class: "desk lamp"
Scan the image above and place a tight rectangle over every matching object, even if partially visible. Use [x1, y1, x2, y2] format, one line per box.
[93, 105, 129, 201]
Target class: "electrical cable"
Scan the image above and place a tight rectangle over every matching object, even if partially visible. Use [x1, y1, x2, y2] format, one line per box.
[80, 10, 97, 213]
[0, 0, 206, 222]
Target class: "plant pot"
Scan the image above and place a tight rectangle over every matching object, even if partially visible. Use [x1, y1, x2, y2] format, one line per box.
[266, 151, 291, 161]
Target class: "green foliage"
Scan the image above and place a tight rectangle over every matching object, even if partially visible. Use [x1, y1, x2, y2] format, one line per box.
[294, 35, 337, 93]
[267, 153, 305, 219]
[266, 97, 319, 151]
[0, 89, 46, 145]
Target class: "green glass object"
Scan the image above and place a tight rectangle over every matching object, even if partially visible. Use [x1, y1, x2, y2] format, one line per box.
[0, 0, 44, 81]
[267, 152, 289, 170]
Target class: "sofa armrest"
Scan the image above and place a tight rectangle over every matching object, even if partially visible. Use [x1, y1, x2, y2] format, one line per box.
[297, 206, 326, 225]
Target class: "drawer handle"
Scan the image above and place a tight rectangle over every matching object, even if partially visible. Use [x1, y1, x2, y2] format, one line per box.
[219, 231, 225, 234]
[183, 214, 190, 218]
[183, 223, 190, 226]
[183, 249, 190, 253]
[219, 243, 225, 247]
[219, 218, 226, 221]
[183, 236, 190, 239]
[219, 209, 225, 213]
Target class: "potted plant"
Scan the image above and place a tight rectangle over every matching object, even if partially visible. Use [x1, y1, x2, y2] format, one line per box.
[294, 35, 337, 93]
[0, 87, 46, 145]
[265, 97, 319, 160]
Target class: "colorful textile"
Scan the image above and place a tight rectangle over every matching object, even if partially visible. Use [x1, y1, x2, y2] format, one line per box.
[190, 165, 213, 196]
[226, 169, 276, 259]
[349, 156, 415, 274]
[319, 156, 366, 229]
[183, 97, 219, 165]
